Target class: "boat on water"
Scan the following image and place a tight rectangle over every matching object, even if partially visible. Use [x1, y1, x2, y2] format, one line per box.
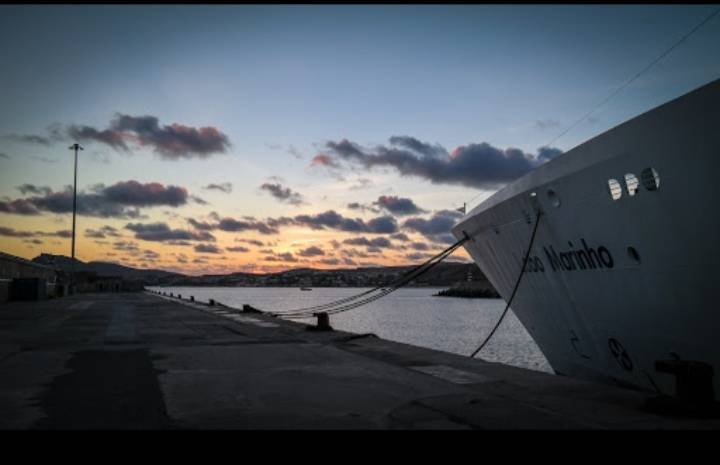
[452, 78, 720, 398]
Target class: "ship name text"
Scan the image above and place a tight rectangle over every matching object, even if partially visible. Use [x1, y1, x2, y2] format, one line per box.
[524, 239, 614, 273]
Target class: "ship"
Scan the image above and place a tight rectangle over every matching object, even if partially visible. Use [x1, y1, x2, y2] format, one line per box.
[452, 78, 720, 398]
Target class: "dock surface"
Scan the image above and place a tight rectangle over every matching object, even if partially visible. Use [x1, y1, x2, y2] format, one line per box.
[1, 292, 717, 429]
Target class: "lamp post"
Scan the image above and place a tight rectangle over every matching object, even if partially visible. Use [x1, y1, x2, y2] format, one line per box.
[69, 143, 83, 293]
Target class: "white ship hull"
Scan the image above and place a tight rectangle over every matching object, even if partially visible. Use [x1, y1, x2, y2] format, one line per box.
[452, 78, 720, 397]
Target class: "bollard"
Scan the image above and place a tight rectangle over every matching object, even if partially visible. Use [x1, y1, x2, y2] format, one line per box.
[190, 296, 194, 302]
[307, 312, 333, 332]
[243, 304, 262, 314]
[646, 359, 719, 418]
[209, 299, 215, 306]
[178, 294, 182, 299]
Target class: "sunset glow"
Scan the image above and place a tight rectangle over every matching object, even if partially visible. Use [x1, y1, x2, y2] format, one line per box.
[2, 5, 718, 275]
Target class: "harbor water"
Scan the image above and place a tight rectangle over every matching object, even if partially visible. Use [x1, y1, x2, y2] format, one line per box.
[150, 286, 553, 374]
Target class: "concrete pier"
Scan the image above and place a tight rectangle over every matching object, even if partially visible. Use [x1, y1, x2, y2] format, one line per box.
[1, 291, 718, 429]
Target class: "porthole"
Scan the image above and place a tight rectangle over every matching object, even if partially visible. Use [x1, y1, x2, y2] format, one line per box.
[608, 179, 622, 200]
[627, 246, 641, 264]
[624, 173, 639, 196]
[641, 167, 660, 191]
[547, 189, 560, 207]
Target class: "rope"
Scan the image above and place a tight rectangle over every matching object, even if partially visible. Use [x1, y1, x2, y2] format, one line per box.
[274, 238, 468, 319]
[266, 238, 467, 317]
[470, 210, 543, 358]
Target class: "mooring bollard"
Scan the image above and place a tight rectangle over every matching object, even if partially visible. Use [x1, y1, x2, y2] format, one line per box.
[209, 299, 215, 306]
[178, 294, 182, 299]
[307, 312, 333, 332]
[243, 304, 262, 314]
[190, 296, 194, 302]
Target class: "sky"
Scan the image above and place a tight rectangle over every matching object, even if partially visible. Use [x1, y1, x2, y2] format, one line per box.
[1, 5, 718, 275]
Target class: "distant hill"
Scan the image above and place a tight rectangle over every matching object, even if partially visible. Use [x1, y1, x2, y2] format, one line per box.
[31, 253, 184, 283]
[162, 261, 494, 289]
[29, 253, 495, 290]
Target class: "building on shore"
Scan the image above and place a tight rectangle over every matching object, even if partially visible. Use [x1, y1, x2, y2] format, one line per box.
[0, 251, 144, 302]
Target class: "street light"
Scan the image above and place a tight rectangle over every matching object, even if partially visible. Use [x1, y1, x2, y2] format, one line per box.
[69, 143, 83, 293]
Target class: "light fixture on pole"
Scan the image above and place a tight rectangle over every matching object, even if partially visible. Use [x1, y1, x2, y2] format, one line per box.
[69, 143, 83, 292]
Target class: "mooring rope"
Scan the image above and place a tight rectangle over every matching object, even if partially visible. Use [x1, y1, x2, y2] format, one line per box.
[470, 210, 543, 358]
[266, 239, 463, 317]
[271, 237, 468, 319]
[285, 242, 466, 319]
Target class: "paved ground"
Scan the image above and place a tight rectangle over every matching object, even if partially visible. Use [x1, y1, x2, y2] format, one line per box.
[1, 292, 718, 429]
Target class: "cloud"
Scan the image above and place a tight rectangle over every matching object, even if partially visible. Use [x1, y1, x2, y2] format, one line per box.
[188, 216, 279, 235]
[293, 210, 398, 234]
[534, 119, 560, 130]
[102, 180, 188, 207]
[402, 209, 464, 243]
[349, 178, 373, 190]
[226, 246, 249, 253]
[260, 183, 304, 206]
[0, 152, 10, 159]
[366, 216, 398, 234]
[310, 154, 339, 168]
[194, 243, 222, 254]
[235, 238, 264, 247]
[0, 180, 189, 218]
[66, 113, 231, 159]
[342, 237, 392, 249]
[84, 225, 121, 239]
[373, 195, 426, 216]
[0, 198, 41, 215]
[187, 209, 401, 237]
[125, 222, 216, 242]
[341, 248, 371, 259]
[113, 240, 140, 252]
[388, 135, 446, 158]
[319, 258, 340, 266]
[297, 246, 325, 257]
[405, 252, 433, 262]
[167, 240, 193, 246]
[263, 252, 298, 263]
[287, 145, 303, 159]
[319, 136, 562, 189]
[347, 202, 380, 214]
[16, 184, 52, 196]
[390, 233, 410, 242]
[217, 217, 278, 235]
[0, 227, 35, 238]
[3, 134, 54, 146]
[203, 182, 233, 194]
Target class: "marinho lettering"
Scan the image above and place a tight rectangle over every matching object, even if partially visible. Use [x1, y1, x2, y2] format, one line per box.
[524, 239, 614, 273]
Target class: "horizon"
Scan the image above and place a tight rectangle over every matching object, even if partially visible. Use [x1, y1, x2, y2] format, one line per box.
[2, 5, 719, 276]
[29, 250, 474, 277]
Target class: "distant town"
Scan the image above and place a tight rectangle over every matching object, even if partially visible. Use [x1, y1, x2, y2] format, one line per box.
[30, 252, 494, 289]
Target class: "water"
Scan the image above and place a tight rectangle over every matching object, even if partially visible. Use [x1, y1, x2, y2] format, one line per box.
[150, 286, 553, 374]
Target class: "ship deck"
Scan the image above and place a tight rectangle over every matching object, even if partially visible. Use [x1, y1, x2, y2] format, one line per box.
[1, 291, 718, 429]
